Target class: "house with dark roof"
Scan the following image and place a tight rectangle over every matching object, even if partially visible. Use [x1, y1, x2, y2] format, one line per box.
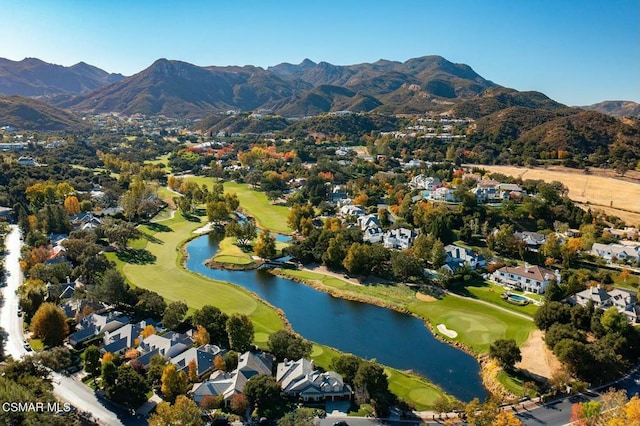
[137, 331, 194, 360]
[101, 320, 148, 355]
[171, 344, 224, 378]
[444, 244, 486, 272]
[190, 351, 274, 405]
[68, 312, 130, 347]
[514, 231, 547, 252]
[491, 264, 560, 294]
[276, 358, 352, 404]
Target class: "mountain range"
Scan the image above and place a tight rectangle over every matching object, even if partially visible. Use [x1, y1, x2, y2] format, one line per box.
[0, 57, 124, 97]
[581, 101, 640, 119]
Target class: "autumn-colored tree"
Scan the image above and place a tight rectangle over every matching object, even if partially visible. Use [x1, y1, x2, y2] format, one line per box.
[354, 192, 369, 207]
[188, 359, 198, 382]
[160, 364, 189, 403]
[141, 324, 157, 338]
[254, 230, 276, 259]
[63, 196, 80, 215]
[620, 268, 631, 283]
[214, 354, 225, 371]
[230, 393, 249, 416]
[193, 325, 210, 346]
[102, 352, 114, 364]
[493, 410, 522, 426]
[30, 302, 69, 347]
[124, 348, 139, 360]
[199, 395, 224, 410]
[149, 395, 204, 426]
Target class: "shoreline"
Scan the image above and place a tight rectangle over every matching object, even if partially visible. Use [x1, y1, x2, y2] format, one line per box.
[267, 268, 503, 393]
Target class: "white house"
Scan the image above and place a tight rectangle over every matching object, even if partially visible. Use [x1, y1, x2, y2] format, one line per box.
[492, 264, 560, 294]
[574, 285, 639, 323]
[408, 174, 441, 191]
[339, 205, 365, 217]
[357, 214, 380, 231]
[383, 228, 417, 250]
[363, 226, 383, 244]
[276, 358, 352, 403]
[591, 243, 640, 265]
[444, 244, 486, 271]
[430, 187, 456, 202]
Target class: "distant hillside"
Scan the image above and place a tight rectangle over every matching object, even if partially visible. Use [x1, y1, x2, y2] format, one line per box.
[57, 55, 500, 118]
[196, 113, 290, 135]
[453, 87, 570, 119]
[281, 113, 400, 139]
[0, 57, 124, 96]
[0, 95, 88, 131]
[581, 100, 640, 118]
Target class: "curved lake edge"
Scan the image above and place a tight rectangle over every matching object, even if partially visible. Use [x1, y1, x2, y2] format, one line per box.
[178, 233, 457, 405]
[268, 268, 491, 368]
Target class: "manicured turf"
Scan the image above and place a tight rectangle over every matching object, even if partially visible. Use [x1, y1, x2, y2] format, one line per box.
[385, 368, 449, 410]
[409, 295, 535, 353]
[449, 280, 539, 317]
[119, 214, 285, 340]
[212, 237, 253, 265]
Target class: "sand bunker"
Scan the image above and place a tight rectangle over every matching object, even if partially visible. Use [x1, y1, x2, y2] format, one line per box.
[437, 324, 458, 338]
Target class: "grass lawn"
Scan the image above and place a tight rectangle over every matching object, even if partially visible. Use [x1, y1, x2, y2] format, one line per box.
[145, 153, 172, 172]
[449, 279, 539, 317]
[409, 295, 535, 354]
[118, 214, 285, 341]
[497, 371, 538, 398]
[116, 213, 447, 410]
[28, 338, 44, 351]
[212, 237, 253, 265]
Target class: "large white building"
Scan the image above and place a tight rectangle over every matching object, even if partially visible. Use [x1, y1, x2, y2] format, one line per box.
[492, 264, 560, 294]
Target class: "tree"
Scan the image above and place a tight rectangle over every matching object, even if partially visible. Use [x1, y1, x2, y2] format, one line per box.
[534, 301, 572, 330]
[230, 393, 250, 416]
[30, 302, 69, 347]
[106, 364, 149, 408]
[162, 301, 188, 330]
[224, 350, 239, 371]
[206, 200, 229, 225]
[267, 330, 312, 361]
[343, 242, 371, 276]
[244, 374, 287, 418]
[430, 239, 446, 268]
[287, 204, 315, 232]
[84, 346, 101, 378]
[193, 325, 210, 346]
[226, 314, 254, 352]
[192, 305, 229, 347]
[226, 219, 258, 247]
[493, 410, 522, 426]
[141, 324, 157, 339]
[391, 251, 422, 281]
[489, 339, 522, 370]
[161, 364, 189, 403]
[147, 355, 168, 390]
[95, 269, 131, 307]
[214, 354, 225, 371]
[187, 359, 198, 382]
[412, 233, 435, 263]
[432, 396, 454, 418]
[104, 221, 141, 250]
[133, 289, 167, 318]
[63, 196, 80, 215]
[354, 361, 394, 417]
[330, 354, 362, 385]
[254, 230, 277, 259]
[278, 407, 317, 426]
[149, 395, 204, 426]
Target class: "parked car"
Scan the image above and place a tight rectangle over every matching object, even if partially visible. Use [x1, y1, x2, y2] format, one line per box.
[23, 342, 32, 352]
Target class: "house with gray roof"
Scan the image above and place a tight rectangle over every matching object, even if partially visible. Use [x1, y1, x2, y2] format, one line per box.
[444, 244, 486, 272]
[574, 285, 640, 323]
[591, 243, 640, 265]
[101, 320, 148, 355]
[514, 231, 546, 252]
[138, 331, 194, 360]
[276, 358, 352, 404]
[171, 344, 224, 379]
[68, 312, 130, 347]
[191, 351, 274, 405]
[383, 228, 417, 250]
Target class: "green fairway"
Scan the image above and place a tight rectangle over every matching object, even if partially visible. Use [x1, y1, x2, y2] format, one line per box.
[181, 177, 292, 234]
[449, 280, 539, 317]
[409, 295, 535, 353]
[211, 237, 253, 265]
[117, 213, 444, 409]
[120, 215, 284, 339]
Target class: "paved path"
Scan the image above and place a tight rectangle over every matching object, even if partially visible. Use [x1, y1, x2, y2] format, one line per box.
[1, 225, 125, 426]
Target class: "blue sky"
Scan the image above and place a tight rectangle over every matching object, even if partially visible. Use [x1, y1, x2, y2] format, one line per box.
[1, 0, 638, 105]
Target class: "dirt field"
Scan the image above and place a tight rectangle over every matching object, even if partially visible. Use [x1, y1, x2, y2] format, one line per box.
[478, 165, 640, 226]
[516, 329, 563, 381]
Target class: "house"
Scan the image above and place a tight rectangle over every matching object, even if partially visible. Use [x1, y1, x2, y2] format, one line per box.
[68, 312, 130, 347]
[276, 358, 352, 403]
[17, 156, 37, 166]
[491, 264, 560, 294]
[357, 214, 380, 231]
[171, 344, 224, 379]
[102, 320, 147, 355]
[514, 231, 547, 252]
[574, 285, 640, 323]
[339, 205, 365, 217]
[330, 186, 347, 203]
[362, 226, 383, 244]
[444, 244, 486, 271]
[62, 298, 107, 320]
[591, 243, 640, 265]
[138, 331, 194, 360]
[408, 174, 441, 191]
[191, 351, 274, 405]
[383, 228, 417, 250]
[603, 227, 639, 241]
[430, 187, 456, 202]
[0, 206, 12, 220]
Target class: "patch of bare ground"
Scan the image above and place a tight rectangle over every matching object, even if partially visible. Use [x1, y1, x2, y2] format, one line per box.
[415, 292, 437, 302]
[516, 329, 562, 381]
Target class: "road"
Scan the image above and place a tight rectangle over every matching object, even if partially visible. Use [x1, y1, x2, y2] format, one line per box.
[1, 225, 127, 426]
[518, 367, 640, 425]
